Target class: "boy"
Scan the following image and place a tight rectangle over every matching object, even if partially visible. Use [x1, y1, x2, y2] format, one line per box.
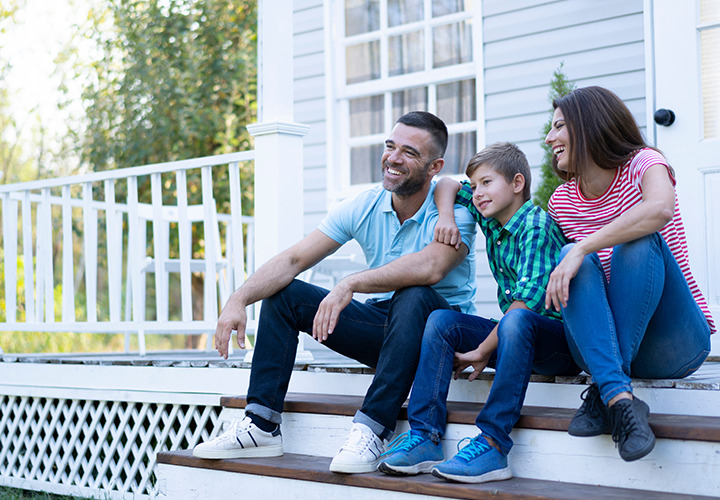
[378, 142, 579, 483]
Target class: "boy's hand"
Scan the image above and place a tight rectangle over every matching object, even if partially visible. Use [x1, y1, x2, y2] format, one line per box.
[453, 345, 492, 381]
[434, 215, 462, 250]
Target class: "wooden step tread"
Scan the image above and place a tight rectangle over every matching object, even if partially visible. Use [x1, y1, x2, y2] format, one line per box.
[221, 393, 720, 443]
[158, 450, 712, 500]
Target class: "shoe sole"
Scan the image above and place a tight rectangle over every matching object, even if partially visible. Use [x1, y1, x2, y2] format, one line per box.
[431, 466, 512, 484]
[192, 444, 284, 459]
[619, 435, 656, 462]
[378, 460, 443, 475]
[568, 425, 610, 437]
[329, 460, 380, 474]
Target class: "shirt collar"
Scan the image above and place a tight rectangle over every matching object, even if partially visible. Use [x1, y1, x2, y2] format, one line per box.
[485, 199, 534, 235]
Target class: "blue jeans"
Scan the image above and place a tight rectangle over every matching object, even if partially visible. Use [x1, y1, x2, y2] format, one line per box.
[407, 308, 579, 456]
[244, 279, 456, 440]
[560, 234, 711, 405]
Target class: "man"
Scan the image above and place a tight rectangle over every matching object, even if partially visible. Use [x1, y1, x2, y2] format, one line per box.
[193, 111, 477, 474]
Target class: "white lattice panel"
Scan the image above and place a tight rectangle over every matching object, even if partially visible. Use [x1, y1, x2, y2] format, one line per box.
[0, 394, 221, 499]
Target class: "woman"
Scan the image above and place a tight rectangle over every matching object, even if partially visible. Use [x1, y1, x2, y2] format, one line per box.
[544, 86, 715, 462]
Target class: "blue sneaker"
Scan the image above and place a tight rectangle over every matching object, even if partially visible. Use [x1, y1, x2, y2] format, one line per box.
[431, 435, 512, 484]
[377, 430, 443, 475]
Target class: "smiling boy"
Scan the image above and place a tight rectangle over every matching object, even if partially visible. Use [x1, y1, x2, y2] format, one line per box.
[377, 142, 579, 483]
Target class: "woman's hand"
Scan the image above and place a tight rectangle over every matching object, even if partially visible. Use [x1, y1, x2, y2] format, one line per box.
[545, 244, 586, 311]
[453, 345, 492, 381]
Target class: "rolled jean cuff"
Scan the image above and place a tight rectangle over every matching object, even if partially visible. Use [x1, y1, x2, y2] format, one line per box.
[245, 403, 283, 425]
[354, 410, 391, 441]
[600, 383, 633, 406]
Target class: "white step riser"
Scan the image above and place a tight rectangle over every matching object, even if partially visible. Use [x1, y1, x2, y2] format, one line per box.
[217, 408, 720, 497]
[285, 371, 720, 417]
[156, 464, 446, 500]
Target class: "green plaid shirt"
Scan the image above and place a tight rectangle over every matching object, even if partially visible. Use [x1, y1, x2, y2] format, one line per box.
[456, 181, 565, 320]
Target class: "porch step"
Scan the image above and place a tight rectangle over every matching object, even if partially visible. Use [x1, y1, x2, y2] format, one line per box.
[219, 393, 720, 443]
[157, 449, 714, 500]
[156, 392, 720, 498]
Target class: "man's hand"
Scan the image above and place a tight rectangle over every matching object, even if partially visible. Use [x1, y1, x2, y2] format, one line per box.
[434, 214, 462, 250]
[453, 344, 492, 381]
[214, 295, 248, 359]
[312, 279, 353, 342]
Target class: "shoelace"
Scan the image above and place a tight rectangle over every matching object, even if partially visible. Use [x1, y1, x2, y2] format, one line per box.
[610, 402, 637, 445]
[455, 436, 491, 461]
[341, 426, 374, 452]
[380, 430, 411, 457]
[578, 385, 603, 417]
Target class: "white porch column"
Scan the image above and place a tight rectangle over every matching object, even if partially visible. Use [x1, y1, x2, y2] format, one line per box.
[245, 0, 312, 362]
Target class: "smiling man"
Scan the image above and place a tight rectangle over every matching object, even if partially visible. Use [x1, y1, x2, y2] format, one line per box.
[192, 111, 477, 474]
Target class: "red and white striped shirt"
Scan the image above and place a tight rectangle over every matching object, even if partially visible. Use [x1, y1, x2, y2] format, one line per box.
[548, 148, 716, 334]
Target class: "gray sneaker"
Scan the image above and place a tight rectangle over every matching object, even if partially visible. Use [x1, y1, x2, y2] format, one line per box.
[610, 397, 655, 461]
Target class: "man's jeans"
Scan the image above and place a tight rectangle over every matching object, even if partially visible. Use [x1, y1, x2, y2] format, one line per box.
[560, 234, 711, 405]
[244, 279, 455, 440]
[407, 308, 579, 456]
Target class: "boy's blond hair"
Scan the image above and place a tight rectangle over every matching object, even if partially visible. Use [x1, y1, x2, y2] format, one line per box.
[465, 142, 532, 201]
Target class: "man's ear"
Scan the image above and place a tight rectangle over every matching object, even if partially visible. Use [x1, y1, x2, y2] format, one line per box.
[513, 173, 526, 194]
[428, 158, 445, 177]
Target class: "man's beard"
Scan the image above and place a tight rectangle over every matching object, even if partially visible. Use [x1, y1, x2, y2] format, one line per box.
[382, 159, 433, 197]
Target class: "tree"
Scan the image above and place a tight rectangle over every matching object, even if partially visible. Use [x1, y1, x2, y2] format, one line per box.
[533, 63, 576, 211]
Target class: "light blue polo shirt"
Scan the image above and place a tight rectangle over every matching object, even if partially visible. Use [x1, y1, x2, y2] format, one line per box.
[318, 182, 477, 314]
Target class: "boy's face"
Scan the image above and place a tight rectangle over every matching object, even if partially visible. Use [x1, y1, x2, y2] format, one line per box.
[468, 164, 524, 226]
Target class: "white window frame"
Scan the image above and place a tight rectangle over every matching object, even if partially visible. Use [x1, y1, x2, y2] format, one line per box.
[325, 0, 485, 204]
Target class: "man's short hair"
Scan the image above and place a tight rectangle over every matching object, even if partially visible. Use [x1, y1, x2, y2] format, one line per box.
[465, 142, 532, 201]
[396, 111, 449, 159]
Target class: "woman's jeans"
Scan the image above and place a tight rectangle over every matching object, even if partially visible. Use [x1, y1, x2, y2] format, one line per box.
[407, 308, 579, 456]
[561, 234, 711, 405]
[244, 279, 456, 440]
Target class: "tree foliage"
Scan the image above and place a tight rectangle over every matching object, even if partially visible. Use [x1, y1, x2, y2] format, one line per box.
[81, 0, 257, 214]
[533, 63, 576, 211]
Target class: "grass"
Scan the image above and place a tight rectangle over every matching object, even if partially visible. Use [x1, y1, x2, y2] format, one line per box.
[0, 488, 82, 500]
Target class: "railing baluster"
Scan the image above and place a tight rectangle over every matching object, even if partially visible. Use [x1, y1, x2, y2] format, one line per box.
[127, 177, 143, 323]
[105, 180, 122, 323]
[61, 186, 75, 323]
[201, 166, 218, 321]
[228, 161, 245, 291]
[83, 182, 98, 323]
[2, 193, 18, 322]
[151, 173, 168, 323]
[176, 170, 192, 322]
[40, 188, 54, 322]
[21, 191, 35, 322]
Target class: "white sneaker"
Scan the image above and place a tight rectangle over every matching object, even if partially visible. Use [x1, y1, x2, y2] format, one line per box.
[193, 416, 283, 459]
[329, 422, 385, 473]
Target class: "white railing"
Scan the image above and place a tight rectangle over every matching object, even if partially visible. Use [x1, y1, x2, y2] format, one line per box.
[0, 152, 255, 354]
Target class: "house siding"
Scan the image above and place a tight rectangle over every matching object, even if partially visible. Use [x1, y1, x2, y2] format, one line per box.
[294, 0, 647, 317]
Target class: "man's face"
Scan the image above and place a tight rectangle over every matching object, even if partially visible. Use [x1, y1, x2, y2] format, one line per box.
[381, 123, 438, 197]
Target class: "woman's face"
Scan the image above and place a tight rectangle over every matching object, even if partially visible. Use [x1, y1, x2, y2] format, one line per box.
[545, 108, 570, 172]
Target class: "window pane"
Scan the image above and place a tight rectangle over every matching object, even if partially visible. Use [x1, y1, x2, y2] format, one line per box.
[701, 27, 720, 139]
[443, 131, 476, 175]
[388, 0, 424, 27]
[433, 21, 473, 68]
[351, 144, 385, 184]
[433, 0, 468, 17]
[349, 95, 385, 137]
[346, 41, 381, 84]
[346, 0, 380, 36]
[389, 30, 425, 76]
[392, 87, 428, 122]
[437, 79, 476, 124]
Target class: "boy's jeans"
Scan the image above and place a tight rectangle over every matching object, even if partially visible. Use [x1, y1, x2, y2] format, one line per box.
[560, 234, 711, 405]
[244, 279, 456, 440]
[407, 308, 578, 456]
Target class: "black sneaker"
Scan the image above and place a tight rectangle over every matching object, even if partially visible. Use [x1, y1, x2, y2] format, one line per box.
[568, 384, 610, 436]
[610, 397, 656, 462]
